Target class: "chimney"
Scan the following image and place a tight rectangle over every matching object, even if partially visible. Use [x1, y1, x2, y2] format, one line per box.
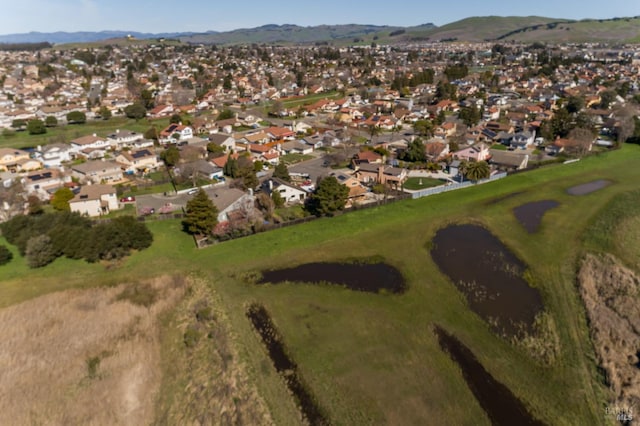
[268, 180, 273, 190]
[378, 165, 384, 184]
[116, 129, 120, 134]
[92, 133, 97, 137]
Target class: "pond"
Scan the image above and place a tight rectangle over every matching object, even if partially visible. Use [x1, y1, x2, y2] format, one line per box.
[434, 326, 545, 426]
[246, 304, 329, 426]
[258, 262, 406, 294]
[430, 224, 543, 337]
[513, 200, 560, 233]
[566, 179, 611, 196]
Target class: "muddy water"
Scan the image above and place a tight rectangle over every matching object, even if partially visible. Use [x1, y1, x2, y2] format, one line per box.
[430, 224, 543, 337]
[513, 200, 559, 233]
[434, 326, 545, 426]
[246, 304, 329, 426]
[566, 179, 611, 195]
[259, 262, 406, 294]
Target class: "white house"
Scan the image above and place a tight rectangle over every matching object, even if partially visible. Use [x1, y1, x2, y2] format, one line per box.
[262, 178, 308, 205]
[106, 129, 144, 150]
[510, 130, 536, 150]
[115, 149, 159, 174]
[69, 184, 120, 217]
[70, 134, 110, 153]
[38, 143, 74, 168]
[207, 133, 236, 152]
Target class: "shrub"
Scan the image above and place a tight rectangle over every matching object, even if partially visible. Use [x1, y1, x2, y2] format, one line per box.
[26, 234, 56, 268]
[183, 326, 202, 348]
[0, 245, 13, 265]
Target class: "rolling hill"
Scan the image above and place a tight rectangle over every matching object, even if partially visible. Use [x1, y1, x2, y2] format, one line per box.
[1, 16, 639, 46]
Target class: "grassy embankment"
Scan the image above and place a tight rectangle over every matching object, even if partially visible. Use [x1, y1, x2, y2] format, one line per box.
[2, 145, 640, 424]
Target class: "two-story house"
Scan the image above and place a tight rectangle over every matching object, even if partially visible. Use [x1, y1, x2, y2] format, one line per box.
[69, 184, 120, 217]
[106, 129, 144, 150]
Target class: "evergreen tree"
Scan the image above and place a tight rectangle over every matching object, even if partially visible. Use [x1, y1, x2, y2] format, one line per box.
[182, 189, 218, 236]
[273, 163, 291, 182]
[306, 176, 349, 216]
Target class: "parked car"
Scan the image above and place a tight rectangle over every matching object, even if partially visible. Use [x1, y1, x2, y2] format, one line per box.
[120, 196, 136, 203]
[187, 188, 199, 195]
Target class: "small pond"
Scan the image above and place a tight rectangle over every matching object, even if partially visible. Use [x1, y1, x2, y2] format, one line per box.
[258, 262, 406, 294]
[566, 179, 611, 196]
[434, 326, 545, 426]
[430, 224, 543, 337]
[513, 200, 560, 233]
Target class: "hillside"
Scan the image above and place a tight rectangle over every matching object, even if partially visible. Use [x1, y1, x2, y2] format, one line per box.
[2, 16, 640, 46]
[495, 17, 640, 43]
[178, 24, 412, 45]
[404, 16, 564, 42]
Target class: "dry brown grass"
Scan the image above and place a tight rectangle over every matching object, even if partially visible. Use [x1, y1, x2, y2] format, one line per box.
[578, 254, 640, 411]
[155, 276, 273, 426]
[0, 275, 186, 426]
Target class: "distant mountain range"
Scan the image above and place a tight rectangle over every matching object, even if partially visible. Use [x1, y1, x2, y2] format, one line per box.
[1, 16, 639, 46]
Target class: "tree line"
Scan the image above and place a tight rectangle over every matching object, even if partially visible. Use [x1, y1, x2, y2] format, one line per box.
[0, 211, 153, 268]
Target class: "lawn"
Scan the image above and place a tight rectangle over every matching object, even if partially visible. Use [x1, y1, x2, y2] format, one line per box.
[402, 176, 445, 190]
[3, 144, 640, 424]
[280, 153, 314, 164]
[280, 91, 342, 109]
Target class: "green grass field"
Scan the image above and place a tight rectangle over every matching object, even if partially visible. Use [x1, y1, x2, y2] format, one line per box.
[3, 144, 640, 424]
[0, 116, 170, 149]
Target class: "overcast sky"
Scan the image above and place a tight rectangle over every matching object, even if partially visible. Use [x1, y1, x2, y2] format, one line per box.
[2, 0, 640, 34]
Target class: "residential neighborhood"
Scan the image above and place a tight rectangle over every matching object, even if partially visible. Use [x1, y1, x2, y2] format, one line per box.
[0, 39, 639, 231]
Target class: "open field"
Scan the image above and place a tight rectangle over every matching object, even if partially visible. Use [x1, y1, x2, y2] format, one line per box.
[2, 145, 640, 424]
[280, 91, 342, 109]
[0, 116, 170, 149]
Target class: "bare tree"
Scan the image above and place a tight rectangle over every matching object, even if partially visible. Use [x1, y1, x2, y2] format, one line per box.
[568, 127, 595, 156]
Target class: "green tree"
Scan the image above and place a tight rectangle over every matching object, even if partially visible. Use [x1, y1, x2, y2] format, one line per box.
[182, 189, 218, 236]
[98, 106, 112, 120]
[566, 96, 585, 114]
[599, 90, 616, 109]
[169, 113, 182, 124]
[413, 119, 433, 137]
[66, 110, 86, 124]
[27, 119, 46, 135]
[0, 245, 13, 266]
[399, 138, 426, 163]
[140, 89, 155, 109]
[11, 119, 26, 130]
[463, 161, 490, 181]
[45, 115, 58, 127]
[237, 157, 258, 190]
[51, 187, 75, 211]
[458, 106, 481, 127]
[306, 176, 349, 216]
[273, 163, 291, 182]
[271, 190, 285, 208]
[223, 157, 239, 177]
[144, 126, 159, 141]
[26, 234, 56, 268]
[160, 146, 180, 167]
[124, 103, 146, 120]
[216, 109, 235, 121]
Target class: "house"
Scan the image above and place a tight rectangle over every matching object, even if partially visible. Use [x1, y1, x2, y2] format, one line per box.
[352, 150, 383, 166]
[207, 133, 236, 152]
[261, 151, 280, 166]
[0, 148, 35, 172]
[303, 134, 324, 150]
[425, 141, 450, 161]
[453, 143, 491, 162]
[159, 123, 193, 143]
[106, 129, 143, 150]
[70, 134, 110, 153]
[510, 130, 536, 150]
[115, 149, 159, 174]
[71, 160, 123, 184]
[69, 184, 120, 217]
[265, 126, 295, 140]
[204, 187, 255, 223]
[262, 178, 308, 205]
[489, 150, 529, 171]
[149, 104, 173, 118]
[354, 163, 408, 187]
[22, 168, 68, 198]
[330, 172, 368, 203]
[183, 159, 224, 180]
[280, 141, 314, 155]
[38, 143, 74, 168]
